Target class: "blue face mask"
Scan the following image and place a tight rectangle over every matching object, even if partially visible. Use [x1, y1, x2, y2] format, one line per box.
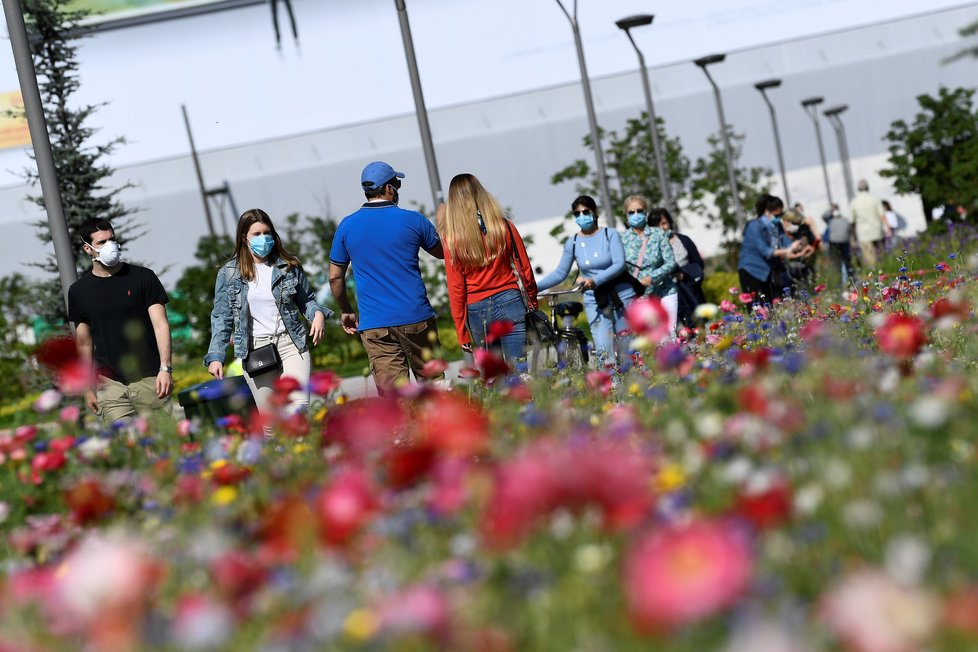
[627, 213, 647, 228]
[249, 234, 275, 258]
[575, 214, 596, 231]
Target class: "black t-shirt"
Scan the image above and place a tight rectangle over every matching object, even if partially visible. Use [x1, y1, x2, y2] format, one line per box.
[67, 264, 169, 383]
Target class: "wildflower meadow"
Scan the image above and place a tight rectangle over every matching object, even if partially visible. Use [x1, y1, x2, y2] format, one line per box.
[3, 226, 978, 651]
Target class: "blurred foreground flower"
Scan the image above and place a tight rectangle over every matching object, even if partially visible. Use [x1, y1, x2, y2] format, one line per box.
[875, 313, 926, 360]
[626, 297, 670, 342]
[624, 519, 753, 632]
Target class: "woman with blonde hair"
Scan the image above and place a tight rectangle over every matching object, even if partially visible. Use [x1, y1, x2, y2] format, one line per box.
[205, 209, 332, 433]
[437, 173, 537, 362]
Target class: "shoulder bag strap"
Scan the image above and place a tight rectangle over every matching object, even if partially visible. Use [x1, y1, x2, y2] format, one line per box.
[506, 221, 530, 310]
[635, 231, 650, 270]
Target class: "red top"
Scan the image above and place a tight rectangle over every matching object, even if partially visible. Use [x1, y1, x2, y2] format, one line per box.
[444, 220, 538, 346]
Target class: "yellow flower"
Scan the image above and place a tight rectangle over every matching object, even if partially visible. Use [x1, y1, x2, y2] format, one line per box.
[655, 463, 686, 492]
[314, 406, 328, 422]
[336, 395, 347, 405]
[293, 443, 311, 455]
[211, 486, 238, 506]
[210, 459, 227, 470]
[343, 608, 380, 642]
[628, 383, 642, 396]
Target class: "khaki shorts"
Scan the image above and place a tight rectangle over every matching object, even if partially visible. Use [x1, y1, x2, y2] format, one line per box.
[97, 374, 172, 425]
[360, 318, 443, 396]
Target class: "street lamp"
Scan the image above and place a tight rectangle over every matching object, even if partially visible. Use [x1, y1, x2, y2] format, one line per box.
[2, 0, 77, 309]
[801, 96, 833, 208]
[694, 53, 744, 226]
[754, 78, 790, 206]
[823, 104, 854, 204]
[615, 13, 673, 211]
[394, 0, 443, 210]
[555, 0, 615, 226]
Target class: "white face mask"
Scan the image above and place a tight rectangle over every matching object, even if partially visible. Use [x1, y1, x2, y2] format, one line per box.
[93, 240, 121, 267]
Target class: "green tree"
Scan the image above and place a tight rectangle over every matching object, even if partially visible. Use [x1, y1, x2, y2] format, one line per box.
[944, 18, 978, 63]
[169, 235, 234, 361]
[690, 128, 773, 241]
[551, 114, 692, 240]
[0, 274, 46, 402]
[880, 86, 978, 221]
[22, 0, 141, 321]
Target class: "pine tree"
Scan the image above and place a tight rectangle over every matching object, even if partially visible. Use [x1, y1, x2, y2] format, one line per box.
[22, 0, 141, 321]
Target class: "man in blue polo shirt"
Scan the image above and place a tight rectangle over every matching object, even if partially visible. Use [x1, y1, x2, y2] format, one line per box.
[328, 161, 445, 395]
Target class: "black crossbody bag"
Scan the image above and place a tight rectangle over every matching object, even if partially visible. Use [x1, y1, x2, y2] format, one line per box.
[243, 311, 283, 376]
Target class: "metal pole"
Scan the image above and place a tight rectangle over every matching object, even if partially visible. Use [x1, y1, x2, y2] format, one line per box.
[803, 103, 834, 207]
[181, 104, 216, 237]
[555, 0, 615, 226]
[394, 0, 443, 210]
[827, 115, 855, 203]
[758, 90, 790, 206]
[700, 67, 745, 225]
[622, 29, 672, 211]
[3, 0, 77, 309]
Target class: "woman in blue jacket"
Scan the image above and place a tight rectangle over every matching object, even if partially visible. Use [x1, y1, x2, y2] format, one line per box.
[737, 195, 800, 305]
[537, 195, 637, 366]
[206, 209, 332, 432]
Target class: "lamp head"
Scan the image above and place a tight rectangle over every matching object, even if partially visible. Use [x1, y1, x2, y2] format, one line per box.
[694, 53, 726, 68]
[616, 14, 654, 31]
[824, 104, 849, 117]
[754, 78, 782, 91]
[801, 96, 824, 107]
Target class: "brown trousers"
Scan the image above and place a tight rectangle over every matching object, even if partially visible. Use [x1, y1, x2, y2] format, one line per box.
[359, 318, 444, 396]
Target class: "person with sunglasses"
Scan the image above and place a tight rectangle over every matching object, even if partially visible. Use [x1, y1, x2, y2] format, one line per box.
[536, 195, 637, 366]
[621, 195, 677, 340]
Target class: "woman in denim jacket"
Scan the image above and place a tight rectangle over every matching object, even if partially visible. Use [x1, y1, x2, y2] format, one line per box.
[205, 209, 332, 432]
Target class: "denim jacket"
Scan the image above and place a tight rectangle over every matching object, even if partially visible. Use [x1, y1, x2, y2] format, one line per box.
[204, 257, 333, 366]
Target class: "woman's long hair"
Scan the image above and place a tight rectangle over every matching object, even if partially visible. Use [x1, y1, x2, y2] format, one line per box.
[439, 173, 508, 269]
[233, 208, 300, 281]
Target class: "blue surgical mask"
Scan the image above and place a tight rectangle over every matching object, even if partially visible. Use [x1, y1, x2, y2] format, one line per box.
[249, 234, 274, 258]
[627, 213, 647, 228]
[575, 214, 596, 231]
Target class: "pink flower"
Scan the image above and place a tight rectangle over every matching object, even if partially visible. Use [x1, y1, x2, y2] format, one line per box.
[59, 405, 81, 423]
[626, 297, 670, 342]
[738, 292, 754, 304]
[377, 584, 451, 642]
[624, 519, 753, 632]
[316, 467, 378, 547]
[309, 370, 342, 396]
[819, 569, 940, 652]
[585, 371, 613, 397]
[474, 348, 510, 381]
[720, 300, 737, 313]
[420, 358, 448, 378]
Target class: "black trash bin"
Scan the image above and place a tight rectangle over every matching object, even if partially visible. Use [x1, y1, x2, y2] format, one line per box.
[177, 376, 257, 422]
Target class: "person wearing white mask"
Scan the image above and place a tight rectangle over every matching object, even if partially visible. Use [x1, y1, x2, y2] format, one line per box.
[207, 209, 331, 435]
[68, 218, 174, 424]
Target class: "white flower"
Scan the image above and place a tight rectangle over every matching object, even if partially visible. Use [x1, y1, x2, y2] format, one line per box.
[33, 388, 62, 413]
[793, 484, 824, 517]
[824, 459, 852, 489]
[910, 396, 950, 429]
[720, 457, 753, 485]
[847, 426, 875, 450]
[696, 412, 724, 439]
[842, 499, 883, 529]
[694, 303, 718, 320]
[574, 543, 612, 574]
[77, 437, 110, 460]
[885, 535, 931, 587]
[724, 618, 812, 652]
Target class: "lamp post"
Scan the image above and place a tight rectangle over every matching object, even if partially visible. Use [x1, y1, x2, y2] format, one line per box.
[393, 0, 443, 210]
[823, 104, 854, 204]
[2, 0, 77, 309]
[801, 96, 833, 207]
[615, 13, 672, 211]
[694, 53, 744, 226]
[555, 0, 615, 225]
[754, 78, 790, 206]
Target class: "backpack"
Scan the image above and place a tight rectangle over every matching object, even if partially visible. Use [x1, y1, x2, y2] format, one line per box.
[826, 214, 850, 244]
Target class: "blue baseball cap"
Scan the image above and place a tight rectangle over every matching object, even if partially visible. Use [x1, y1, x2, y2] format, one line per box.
[360, 161, 405, 191]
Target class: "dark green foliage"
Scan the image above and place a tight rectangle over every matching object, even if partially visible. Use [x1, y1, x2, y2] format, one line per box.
[169, 234, 234, 361]
[0, 275, 47, 402]
[881, 86, 978, 221]
[943, 17, 978, 63]
[22, 0, 141, 322]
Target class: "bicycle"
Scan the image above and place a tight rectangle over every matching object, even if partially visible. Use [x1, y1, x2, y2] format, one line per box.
[534, 286, 590, 370]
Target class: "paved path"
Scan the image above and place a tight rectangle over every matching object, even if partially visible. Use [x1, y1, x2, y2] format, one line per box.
[338, 360, 467, 399]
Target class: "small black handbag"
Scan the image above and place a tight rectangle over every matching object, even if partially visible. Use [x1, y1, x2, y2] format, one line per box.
[507, 224, 556, 344]
[243, 342, 282, 376]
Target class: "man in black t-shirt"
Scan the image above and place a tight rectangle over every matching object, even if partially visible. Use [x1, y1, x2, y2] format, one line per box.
[67, 218, 173, 424]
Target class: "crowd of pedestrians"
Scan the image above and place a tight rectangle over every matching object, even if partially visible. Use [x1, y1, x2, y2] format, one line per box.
[68, 156, 929, 418]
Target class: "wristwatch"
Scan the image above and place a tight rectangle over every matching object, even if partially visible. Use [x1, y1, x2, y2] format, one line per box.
[160, 365, 173, 373]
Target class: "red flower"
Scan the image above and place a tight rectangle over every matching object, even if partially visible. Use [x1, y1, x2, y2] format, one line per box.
[321, 397, 408, 456]
[735, 478, 792, 530]
[585, 371, 613, 397]
[211, 462, 252, 486]
[813, 283, 827, 294]
[417, 392, 490, 457]
[875, 313, 926, 359]
[273, 375, 301, 395]
[474, 349, 510, 381]
[64, 479, 115, 525]
[624, 519, 753, 632]
[316, 467, 378, 547]
[210, 550, 267, 604]
[309, 370, 341, 396]
[382, 444, 438, 489]
[485, 320, 515, 345]
[626, 297, 670, 342]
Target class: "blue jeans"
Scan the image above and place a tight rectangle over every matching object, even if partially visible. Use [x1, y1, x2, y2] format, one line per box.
[466, 289, 527, 362]
[583, 291, 635, 366]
